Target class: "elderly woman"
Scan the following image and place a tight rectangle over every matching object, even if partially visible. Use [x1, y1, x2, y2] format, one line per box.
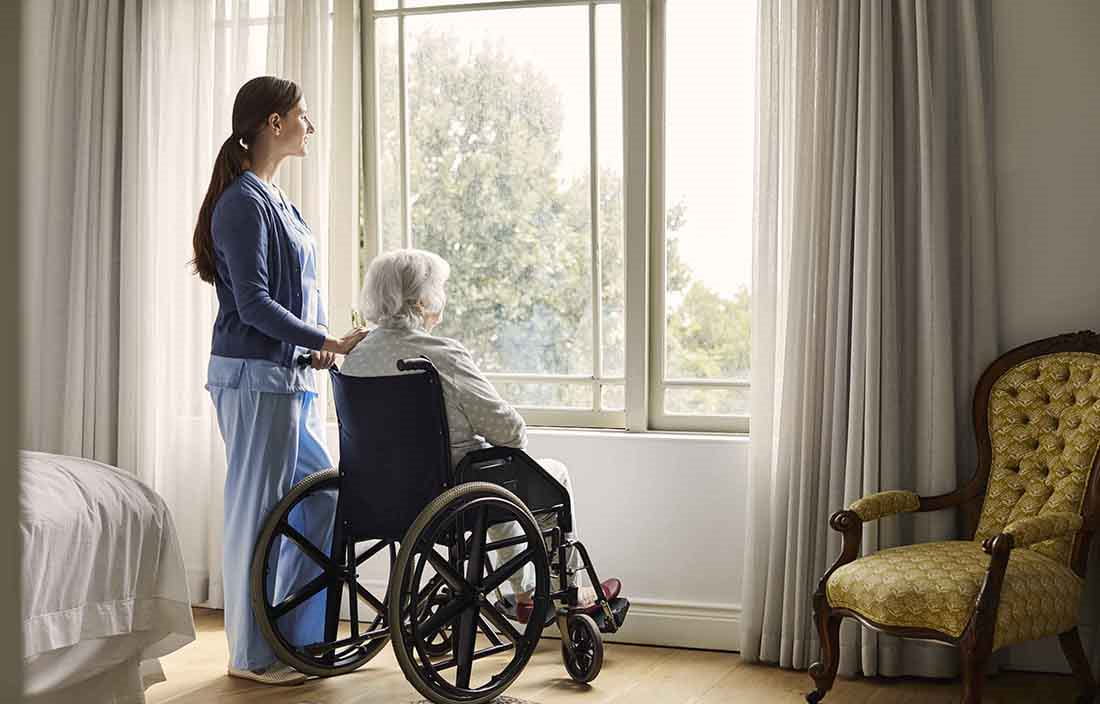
[341, 248, 619, 621]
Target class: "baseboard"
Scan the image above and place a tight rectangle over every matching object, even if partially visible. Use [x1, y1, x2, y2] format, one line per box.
[341, 583, 740, 653]
[589, 598, 741, 652]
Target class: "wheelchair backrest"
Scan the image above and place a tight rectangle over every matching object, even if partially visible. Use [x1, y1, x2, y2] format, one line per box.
[329, 358, 452, 541]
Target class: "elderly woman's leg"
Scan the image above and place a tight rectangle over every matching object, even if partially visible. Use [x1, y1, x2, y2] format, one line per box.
[484, 511, 536, 601]
[483, 457, 578, 605]
[534, 458, 582, 585]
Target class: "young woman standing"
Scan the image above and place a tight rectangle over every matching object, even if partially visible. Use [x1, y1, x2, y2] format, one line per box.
[192, 76, 366, 686]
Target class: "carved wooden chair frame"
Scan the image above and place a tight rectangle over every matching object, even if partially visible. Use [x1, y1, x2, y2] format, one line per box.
[807, 331, 1100, 704]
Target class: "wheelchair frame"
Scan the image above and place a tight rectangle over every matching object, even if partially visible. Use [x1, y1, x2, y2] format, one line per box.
[248, 356, 628, 704]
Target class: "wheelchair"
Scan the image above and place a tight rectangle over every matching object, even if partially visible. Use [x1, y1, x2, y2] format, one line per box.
[249, 357, 630, 704]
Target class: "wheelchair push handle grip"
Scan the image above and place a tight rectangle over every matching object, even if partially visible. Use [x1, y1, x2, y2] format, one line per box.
[296, 353, 338, 371]
[396, 356, 436, 373]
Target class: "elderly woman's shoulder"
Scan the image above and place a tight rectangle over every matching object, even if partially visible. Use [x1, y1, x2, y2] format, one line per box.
[415, 332, 471, 358]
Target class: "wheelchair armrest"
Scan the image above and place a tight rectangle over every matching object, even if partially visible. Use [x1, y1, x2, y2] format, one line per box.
[458, 446, 527, 471]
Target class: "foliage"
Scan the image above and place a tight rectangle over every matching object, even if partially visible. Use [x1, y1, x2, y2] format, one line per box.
[368, 31, 749, 412]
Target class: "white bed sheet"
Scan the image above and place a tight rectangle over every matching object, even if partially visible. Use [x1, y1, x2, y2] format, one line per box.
[21, 450, 196, 699]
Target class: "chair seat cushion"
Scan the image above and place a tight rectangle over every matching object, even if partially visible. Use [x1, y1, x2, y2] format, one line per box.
[826, 540, 1083, 650]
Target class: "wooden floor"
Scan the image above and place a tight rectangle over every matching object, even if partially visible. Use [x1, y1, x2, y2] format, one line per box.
[146, 609, 1081, 704]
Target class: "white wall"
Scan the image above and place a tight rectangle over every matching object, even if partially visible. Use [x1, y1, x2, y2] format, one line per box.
[992, 0, 1100, 673]
[526, 429, 746, 650]
[994, 0, 1100, 349]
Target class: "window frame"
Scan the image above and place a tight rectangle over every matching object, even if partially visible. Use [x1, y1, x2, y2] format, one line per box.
[646, 0, 748, 434]
[351, 0, 751, 434]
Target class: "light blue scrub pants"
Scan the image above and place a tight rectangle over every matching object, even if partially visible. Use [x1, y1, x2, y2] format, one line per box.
[210, 386, 336, 671]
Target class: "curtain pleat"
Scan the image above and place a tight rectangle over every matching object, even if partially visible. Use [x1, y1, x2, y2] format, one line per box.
[23, 0, 349, 610]
[742, 0, 1000, 678]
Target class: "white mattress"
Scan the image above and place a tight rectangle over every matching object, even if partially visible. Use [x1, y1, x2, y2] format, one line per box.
[21, 450, 196, 699]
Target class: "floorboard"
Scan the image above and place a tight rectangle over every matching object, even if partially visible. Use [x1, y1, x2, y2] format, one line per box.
[145, 609, 1081, 703]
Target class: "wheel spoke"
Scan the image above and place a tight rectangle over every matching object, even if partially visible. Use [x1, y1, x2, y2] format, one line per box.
[478, 599, 523, 643]
[455, 507, 488, 690]
[278, 521, 338, 572]
[355, 582, 387, 615]
[426, 548, 474, 595]
[414, 596, 467, 644]
[271, 572, 328, 620]
[354, 539, 390, 566]
[416, 574, 446, 606]
[480, 546, 536, 594]
[455, 603, 480, 689]
[464, 508, 488, 582]
[477, 613, 503, 647]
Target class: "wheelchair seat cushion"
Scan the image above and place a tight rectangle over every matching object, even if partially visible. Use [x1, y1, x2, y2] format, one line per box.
[825, 540, 1083, 650]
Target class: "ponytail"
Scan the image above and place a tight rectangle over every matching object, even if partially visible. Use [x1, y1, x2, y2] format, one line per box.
[192, 135, 249, 283]
[191, 76, 302, 284]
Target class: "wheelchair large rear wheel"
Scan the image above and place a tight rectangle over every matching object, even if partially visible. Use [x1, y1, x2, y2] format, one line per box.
[389, 482, 552, 704]
[250, 469, 395, 677]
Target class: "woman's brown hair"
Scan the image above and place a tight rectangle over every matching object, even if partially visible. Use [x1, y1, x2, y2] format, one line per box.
[192, 76, 302, 284]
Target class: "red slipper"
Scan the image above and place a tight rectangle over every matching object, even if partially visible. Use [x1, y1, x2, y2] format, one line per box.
[516, 578, 624, 623]
[601, 578, 622, 601]
[516, 600, 534, 624]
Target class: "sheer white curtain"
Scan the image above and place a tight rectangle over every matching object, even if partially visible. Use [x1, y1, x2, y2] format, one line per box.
[21, 0, 142, 464]
[741, 0, 998, 678]
[118, 0, 347, 606]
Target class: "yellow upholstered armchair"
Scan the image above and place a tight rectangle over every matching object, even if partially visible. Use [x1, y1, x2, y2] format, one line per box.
[808, 332, 1100, 704]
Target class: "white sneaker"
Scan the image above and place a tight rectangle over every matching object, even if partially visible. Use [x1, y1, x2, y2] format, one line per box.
[228, 663, 308, 686]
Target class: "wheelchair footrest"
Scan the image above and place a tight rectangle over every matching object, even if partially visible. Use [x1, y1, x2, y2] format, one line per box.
[589, 597, 630, 633]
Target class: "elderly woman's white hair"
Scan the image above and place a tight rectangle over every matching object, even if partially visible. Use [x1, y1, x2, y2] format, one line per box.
[360, 248, 451, 329]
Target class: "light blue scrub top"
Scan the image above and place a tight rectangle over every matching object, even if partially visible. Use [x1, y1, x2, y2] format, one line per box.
[207, 180, 323, 394]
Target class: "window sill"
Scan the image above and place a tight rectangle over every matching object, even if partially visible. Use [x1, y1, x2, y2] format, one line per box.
[527, 425, 749, 444]
[323, 419, 749, 444]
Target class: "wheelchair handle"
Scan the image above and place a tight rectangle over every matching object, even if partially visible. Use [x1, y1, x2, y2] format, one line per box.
[295, 353, 337, 371]
[396, 356, 436, 373]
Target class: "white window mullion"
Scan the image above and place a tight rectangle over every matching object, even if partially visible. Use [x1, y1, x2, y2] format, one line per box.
[621, 0, 649, 432]
[646, 0, 666, 432]
[360, 0, 381, 264]
[397, 3, 412, 248]
[589, 1, 603, 413]
[329, 0, 362, 329]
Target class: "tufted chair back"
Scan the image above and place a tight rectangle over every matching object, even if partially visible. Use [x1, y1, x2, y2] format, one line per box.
[974, 350, 1100, 565]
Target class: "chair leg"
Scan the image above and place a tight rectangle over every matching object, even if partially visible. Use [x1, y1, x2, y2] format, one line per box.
[960, 634, 993, 704]
[806, 594, 842, 703]
[1059, 628, 1097, 704]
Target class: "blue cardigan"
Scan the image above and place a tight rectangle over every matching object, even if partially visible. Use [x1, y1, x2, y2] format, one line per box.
[209, 171, 326, 366]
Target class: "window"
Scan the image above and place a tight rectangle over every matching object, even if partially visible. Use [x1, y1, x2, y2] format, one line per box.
[650, 0, 755, 432]
[361, 0, 755, 433]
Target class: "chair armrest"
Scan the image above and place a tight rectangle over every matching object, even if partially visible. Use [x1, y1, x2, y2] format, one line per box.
[848, 490, 920, 522]
[981, 512, 1083, 553]
[457, 446, 525, 468]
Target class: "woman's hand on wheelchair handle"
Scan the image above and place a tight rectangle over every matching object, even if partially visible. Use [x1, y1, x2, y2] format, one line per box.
[310, 350, 337, 369]
[322, 326, 370, 356]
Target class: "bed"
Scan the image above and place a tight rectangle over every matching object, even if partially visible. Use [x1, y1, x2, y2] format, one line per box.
[20, 450, 196, 704]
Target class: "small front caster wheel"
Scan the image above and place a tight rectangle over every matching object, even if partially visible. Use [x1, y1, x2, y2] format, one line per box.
[562, 613, 603, 683]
